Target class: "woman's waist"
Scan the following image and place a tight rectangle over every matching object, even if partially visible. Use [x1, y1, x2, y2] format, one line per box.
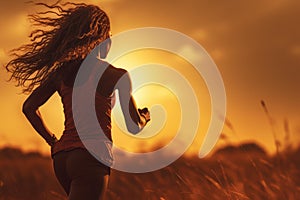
[64, 116, 112, 132]
[62, 128, 112, 141]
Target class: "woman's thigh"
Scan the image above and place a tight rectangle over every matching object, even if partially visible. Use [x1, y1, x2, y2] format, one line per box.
[66, 149, 110, 200]
[53, 151, 72, 194]
[53, 149, 110, 199]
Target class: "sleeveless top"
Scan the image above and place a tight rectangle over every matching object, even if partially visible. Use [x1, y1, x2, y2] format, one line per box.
[51, 59, 126, 166]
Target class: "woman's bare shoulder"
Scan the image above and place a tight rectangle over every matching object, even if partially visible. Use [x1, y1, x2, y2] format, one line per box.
[104, 64, 127, 78]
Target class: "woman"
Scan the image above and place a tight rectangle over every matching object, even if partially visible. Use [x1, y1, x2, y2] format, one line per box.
[5, 2, 150, 200]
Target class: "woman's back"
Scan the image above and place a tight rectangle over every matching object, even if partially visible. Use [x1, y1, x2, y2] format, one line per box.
[53, 59, 126, 155]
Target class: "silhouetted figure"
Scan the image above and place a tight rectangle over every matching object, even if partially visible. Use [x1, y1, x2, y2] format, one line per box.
[5, 2, 150, 200]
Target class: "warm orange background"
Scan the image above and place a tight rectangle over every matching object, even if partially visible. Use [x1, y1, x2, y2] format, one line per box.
[0, 0, 299, 156]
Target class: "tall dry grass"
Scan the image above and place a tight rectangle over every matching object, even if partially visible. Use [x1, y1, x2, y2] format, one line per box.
[0, 143, 299, 200]
[0, 101, 299, 199]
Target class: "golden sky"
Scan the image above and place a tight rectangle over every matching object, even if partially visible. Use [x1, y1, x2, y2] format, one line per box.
[0, 0, 299, 156]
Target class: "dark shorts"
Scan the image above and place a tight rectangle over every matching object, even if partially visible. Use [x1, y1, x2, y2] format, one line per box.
[52, 148, 110, 200]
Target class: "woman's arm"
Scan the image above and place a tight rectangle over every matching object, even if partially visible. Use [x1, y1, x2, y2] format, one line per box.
[117, 71, 150, 134]
[22, 77, 58, 146]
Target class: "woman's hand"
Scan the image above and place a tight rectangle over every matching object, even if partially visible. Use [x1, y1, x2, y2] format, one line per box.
[50, 135, 58, 156]
[138, 107, 151, 123]
[48, 134, 58, 147]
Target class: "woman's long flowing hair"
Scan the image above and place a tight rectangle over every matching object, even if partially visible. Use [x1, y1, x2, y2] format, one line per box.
[5, 1, 111, 93]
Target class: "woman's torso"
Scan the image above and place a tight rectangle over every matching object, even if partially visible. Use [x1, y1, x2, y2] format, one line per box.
[52, 59, 126, 157]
